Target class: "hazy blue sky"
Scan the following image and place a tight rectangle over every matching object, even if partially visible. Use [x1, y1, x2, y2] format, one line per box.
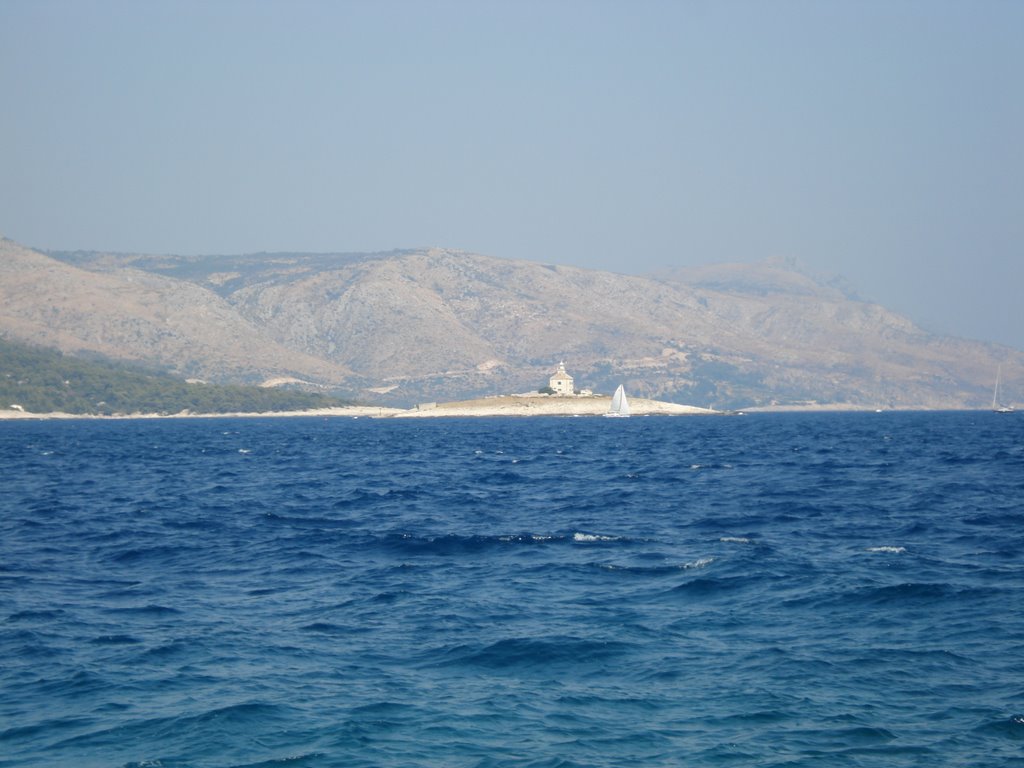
[2, 0, 1021, 349]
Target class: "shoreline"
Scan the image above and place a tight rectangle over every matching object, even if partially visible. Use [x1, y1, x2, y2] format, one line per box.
[0, 405, 404, 420]
[0, 399, 994, 421]
[0, 395, 716, 420]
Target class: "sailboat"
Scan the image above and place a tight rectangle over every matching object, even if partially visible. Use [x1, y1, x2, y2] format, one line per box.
[605, 384, 631, 418]
[992, 365, 1014, 413]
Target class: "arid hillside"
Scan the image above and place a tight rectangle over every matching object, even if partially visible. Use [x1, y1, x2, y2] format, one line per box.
[2, 238, 1020, 408]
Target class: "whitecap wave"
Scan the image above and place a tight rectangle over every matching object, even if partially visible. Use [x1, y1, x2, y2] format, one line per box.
[573, 532, 619, 542]
[720, 536, 751, 544]
[866, 546, 906, 554]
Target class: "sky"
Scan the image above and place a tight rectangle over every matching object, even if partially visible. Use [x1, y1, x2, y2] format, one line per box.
[1, 0, 1022, 349]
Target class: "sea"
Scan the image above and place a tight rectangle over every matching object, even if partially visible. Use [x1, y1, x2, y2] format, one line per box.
[1, 412, 1022, 767]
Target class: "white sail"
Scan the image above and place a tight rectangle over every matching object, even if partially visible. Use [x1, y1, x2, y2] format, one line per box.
[606, 384, 630, 417]
[993, 365, 1014, 413]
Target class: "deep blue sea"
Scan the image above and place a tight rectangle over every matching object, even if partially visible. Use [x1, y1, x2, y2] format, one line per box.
[2, 412, 1023, 767]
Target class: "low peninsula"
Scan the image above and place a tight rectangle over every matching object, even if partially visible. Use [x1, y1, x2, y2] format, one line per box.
[0, 349, 714, 419]
[395, 394, 716, 418]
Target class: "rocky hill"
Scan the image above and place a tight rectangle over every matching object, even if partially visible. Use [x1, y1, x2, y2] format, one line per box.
[0, 240, 353, 387]
[1, 237, 1020, 409]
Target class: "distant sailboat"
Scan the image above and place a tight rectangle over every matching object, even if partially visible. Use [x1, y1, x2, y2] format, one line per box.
[605, 384, 630, 418]
[992, 365, 1014, 413]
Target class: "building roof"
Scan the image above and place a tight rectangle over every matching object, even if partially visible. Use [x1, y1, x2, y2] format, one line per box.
[550, 361, 573, 381]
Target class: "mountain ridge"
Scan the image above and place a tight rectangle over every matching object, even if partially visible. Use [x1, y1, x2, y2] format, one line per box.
[2, 237, 1020, 409]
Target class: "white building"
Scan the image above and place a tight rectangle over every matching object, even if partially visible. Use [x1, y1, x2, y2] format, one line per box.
[548, 361, 574, 395]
